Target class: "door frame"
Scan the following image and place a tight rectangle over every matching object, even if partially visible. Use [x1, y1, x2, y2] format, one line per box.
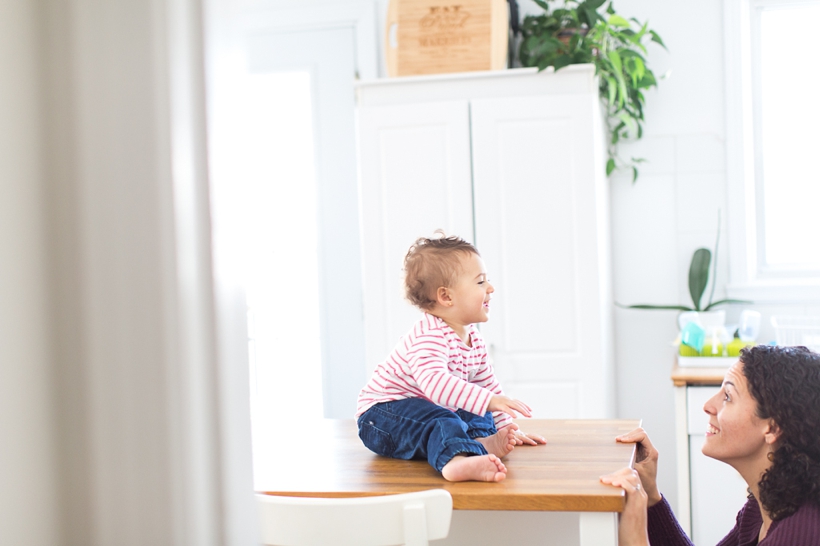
[237, 1, 379, 80]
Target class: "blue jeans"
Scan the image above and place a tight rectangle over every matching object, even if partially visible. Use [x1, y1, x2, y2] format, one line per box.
[357, 397, 497, 472]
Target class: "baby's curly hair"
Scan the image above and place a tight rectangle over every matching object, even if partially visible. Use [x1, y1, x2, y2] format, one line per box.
[740, 344, 820, 520]
[403, 231, 478, 311]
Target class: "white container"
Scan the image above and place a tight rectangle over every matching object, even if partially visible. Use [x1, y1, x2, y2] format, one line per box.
[771, 316, 820, 352]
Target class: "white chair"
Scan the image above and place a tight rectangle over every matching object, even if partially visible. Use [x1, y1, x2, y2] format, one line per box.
[257, 489, 453, 546]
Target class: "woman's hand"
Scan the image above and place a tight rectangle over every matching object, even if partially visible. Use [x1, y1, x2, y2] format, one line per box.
[600, 468, 650, 546]
[616, 427, 662, 507]
[512, 429, 547, 446]
[488, 395, 532, 418]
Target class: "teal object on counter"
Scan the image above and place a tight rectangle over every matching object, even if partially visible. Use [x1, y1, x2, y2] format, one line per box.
[681, 322, 705, 352]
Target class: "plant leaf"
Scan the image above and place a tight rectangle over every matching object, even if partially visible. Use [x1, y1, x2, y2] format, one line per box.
[583, 6, 601, 27]
[552, 54, 575, 71]
[533, 0, 551, 10]
[619, 304, 695, 311]
[606, 76, 618, 105]
[585, 0, 608, 10]
[649, 30, 667, 50]
[631, 166, 638, 183]
[707, 210, 721, 308]
[608, 14, 630, 27]
[688, 248, 711, 311]
[703, 299, 754, 311]
[606, 158, 616, 176]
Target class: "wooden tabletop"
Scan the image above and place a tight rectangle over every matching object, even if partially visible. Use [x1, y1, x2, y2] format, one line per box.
[254, 419, 639, 512]
[671, 364, 729, 387]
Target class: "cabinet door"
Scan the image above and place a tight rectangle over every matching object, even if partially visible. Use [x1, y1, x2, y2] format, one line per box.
[471, 94, 613, 418]
[358, 101, 474, 373]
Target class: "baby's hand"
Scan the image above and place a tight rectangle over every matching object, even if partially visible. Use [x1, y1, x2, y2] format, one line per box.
[513, 429, 547, 446]
[488, 395, 532, 418]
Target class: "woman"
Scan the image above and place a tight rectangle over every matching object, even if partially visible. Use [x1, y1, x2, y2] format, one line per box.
[601, 344, 820, 545]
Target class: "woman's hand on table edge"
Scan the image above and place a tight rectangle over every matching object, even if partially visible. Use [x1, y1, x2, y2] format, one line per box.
[615, 427, 662, 507]
[600, 468, 650, 546]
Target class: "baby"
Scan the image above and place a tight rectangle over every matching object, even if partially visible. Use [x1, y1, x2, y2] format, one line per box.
[356, 232, 545, 482]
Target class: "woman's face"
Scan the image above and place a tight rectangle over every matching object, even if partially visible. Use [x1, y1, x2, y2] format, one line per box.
[702, 360, 774, 466]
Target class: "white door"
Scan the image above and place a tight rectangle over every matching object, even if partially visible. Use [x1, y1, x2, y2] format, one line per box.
[471, 94, 614, 418]
[358, 101, 475, 372]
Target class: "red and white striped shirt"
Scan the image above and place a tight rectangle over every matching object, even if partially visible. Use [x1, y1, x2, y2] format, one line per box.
[356, 313, 513, 429]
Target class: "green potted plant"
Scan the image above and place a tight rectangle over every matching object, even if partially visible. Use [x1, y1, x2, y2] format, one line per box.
[519, 0, 666, 182]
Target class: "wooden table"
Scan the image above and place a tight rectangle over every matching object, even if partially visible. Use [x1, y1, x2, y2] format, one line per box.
[255, 419, 639, 546]
[671, 363, 729, 538]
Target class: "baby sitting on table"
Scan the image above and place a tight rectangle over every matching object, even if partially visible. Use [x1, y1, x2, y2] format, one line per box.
[356, 232, 545, 482]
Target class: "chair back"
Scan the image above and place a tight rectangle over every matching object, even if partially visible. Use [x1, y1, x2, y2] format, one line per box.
[257, 489, 453, 546]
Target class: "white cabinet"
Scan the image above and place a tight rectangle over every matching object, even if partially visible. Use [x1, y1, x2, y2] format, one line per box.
[356, 66, 615, 418]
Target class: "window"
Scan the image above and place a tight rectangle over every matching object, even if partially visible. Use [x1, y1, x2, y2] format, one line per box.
[725, 0, 820, 301]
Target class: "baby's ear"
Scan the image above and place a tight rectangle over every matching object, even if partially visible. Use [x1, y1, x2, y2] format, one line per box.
[436, 286, 453, 307]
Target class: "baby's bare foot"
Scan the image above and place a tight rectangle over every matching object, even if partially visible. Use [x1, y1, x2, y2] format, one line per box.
[441, 454, 507, 482]
[476, 425, 517, 458]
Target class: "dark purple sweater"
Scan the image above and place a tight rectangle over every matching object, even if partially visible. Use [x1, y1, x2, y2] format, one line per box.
[647, 495, 820, 545]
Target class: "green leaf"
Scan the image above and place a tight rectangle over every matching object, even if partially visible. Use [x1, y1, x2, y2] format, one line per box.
[619, 49, 646, 62]
[688, 248, 711, 311]
[533, 0, 551, 10]
[552, 54, 575, 71]
[583, 6, 600, 27]
[606, 51, 628, 107]
[649, 30, 667, 50]
[619, 304, 695, 311]
[703, 299, 753, 311]
[617, 111, 637, 137]
[606, 76, 618, 105]
[631, 166, 638, 183]
[633, 20, 649, 42]
[585, 0, 608, 10]
[608, 14, 630, 27]
[606, 158, 616, 176]
[706, 209, 721, 308]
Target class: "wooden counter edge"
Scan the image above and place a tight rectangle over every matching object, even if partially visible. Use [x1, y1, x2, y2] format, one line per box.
[671, 363, 728, 387]
[257, 490, 626, 513]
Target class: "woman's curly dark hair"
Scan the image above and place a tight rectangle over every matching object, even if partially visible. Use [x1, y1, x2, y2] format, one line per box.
[740, 344, 820, 520]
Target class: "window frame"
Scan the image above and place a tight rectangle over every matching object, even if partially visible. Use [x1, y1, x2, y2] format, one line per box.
[724, 0, 820, 302]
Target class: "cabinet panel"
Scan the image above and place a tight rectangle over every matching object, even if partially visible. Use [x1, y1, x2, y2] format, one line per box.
[471, 94, 612, 418]
[358, 102, 474, 372]
[689, 434, 748, 545]
[687, 385, 716, 434]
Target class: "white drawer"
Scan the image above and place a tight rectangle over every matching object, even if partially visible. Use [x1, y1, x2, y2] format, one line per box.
[687, 386, 720, 435]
